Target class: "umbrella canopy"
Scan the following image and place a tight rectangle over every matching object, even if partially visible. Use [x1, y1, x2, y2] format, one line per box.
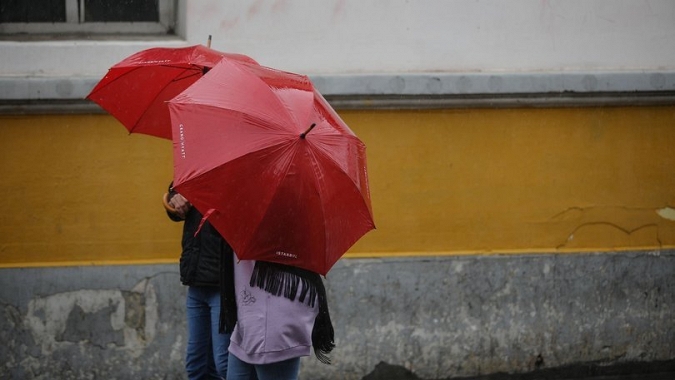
[168, 59, 375, 275]
[86, 44, 258, 139]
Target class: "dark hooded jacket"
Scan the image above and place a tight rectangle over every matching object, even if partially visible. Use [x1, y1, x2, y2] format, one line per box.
[166, 182, 233, 286]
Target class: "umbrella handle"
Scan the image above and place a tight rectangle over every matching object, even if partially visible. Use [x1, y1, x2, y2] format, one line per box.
[162, 192, 178, 213]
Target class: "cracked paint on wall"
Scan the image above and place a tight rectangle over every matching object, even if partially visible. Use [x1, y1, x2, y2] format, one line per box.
[549, 205, 673, 250]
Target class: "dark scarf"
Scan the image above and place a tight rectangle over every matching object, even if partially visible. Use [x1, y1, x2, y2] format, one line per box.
[219, 245, 237, 333]
[219, 252, 335, 364]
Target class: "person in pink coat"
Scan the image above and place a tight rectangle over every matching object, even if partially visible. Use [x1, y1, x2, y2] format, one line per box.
[223, 259, 335, 380]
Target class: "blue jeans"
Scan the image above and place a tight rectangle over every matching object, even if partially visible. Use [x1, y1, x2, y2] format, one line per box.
[186, 286, 231, 380]
[226, 353, 300, 380]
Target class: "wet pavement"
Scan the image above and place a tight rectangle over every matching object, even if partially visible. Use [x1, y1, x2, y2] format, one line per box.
[361, 360, 675, 380]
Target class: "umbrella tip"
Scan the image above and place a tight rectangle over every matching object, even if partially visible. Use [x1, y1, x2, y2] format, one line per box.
[300, 123, 316, 139]
[207, 35, 212, 48]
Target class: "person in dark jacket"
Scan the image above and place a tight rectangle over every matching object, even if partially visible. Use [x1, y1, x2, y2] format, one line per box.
[164, 182, 235, 380]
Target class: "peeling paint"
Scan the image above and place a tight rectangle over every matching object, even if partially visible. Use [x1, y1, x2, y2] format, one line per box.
[23, 281, 158, 358]
[656, 207, 675, 221]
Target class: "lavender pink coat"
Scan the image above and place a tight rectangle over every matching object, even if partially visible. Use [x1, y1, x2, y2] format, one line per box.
[228, 259, 319, 364]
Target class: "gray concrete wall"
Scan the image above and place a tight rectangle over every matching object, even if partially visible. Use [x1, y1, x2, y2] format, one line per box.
[1, 251, 674, 379]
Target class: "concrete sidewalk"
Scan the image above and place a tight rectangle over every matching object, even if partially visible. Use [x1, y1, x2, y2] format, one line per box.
[361, 360, 675, 380]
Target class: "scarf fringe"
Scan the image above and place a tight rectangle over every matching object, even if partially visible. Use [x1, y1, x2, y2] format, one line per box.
[250, 262, 318, 307]
[250, 261, 335, 364]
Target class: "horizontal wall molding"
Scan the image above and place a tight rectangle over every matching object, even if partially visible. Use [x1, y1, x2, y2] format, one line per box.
[1, 71, 675, 113]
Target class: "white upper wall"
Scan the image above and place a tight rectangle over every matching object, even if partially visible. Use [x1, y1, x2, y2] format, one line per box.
[1, 0, 674, 77]
[188, 0, 675, 74]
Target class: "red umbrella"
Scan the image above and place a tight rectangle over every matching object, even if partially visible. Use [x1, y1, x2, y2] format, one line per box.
[86, 44, 258, 139]
[168, 59, 375, 275]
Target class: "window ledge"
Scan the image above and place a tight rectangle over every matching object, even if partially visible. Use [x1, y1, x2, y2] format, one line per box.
[0, 38, 187, 77]
[1, 71, 675, 112]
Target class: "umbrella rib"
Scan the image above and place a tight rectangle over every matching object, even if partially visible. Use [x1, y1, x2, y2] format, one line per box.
[87, 67, 143, 98]
[169, 66, 204, 82]
[91, 65, 188, 95]
[245, 144, 306, 258]
[309, 137, 374, 221]
[128, 66, 202, 134]
[181, 102, 292, 135]
[311, 134, 369, 189]
[306, 148, 330, 270]
[180, 145, 292, 257]
[311, 147, 374, 270]
[308, 148, 332, 266]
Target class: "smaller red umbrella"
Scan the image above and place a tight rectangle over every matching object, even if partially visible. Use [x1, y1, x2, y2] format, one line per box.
[86, 44, 257, 139]
[168, 59, 375, 275]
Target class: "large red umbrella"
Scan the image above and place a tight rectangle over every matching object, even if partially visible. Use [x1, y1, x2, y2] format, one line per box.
[168, 59, 375, 275]
[86, 44, 257, 139]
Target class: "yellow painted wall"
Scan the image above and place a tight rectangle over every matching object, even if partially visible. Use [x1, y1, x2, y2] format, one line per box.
[353, 107, 675, 255]
[1, 106, 675, 266]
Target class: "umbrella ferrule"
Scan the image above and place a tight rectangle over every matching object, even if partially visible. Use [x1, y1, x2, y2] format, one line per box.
[300, 123, 316, 139]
